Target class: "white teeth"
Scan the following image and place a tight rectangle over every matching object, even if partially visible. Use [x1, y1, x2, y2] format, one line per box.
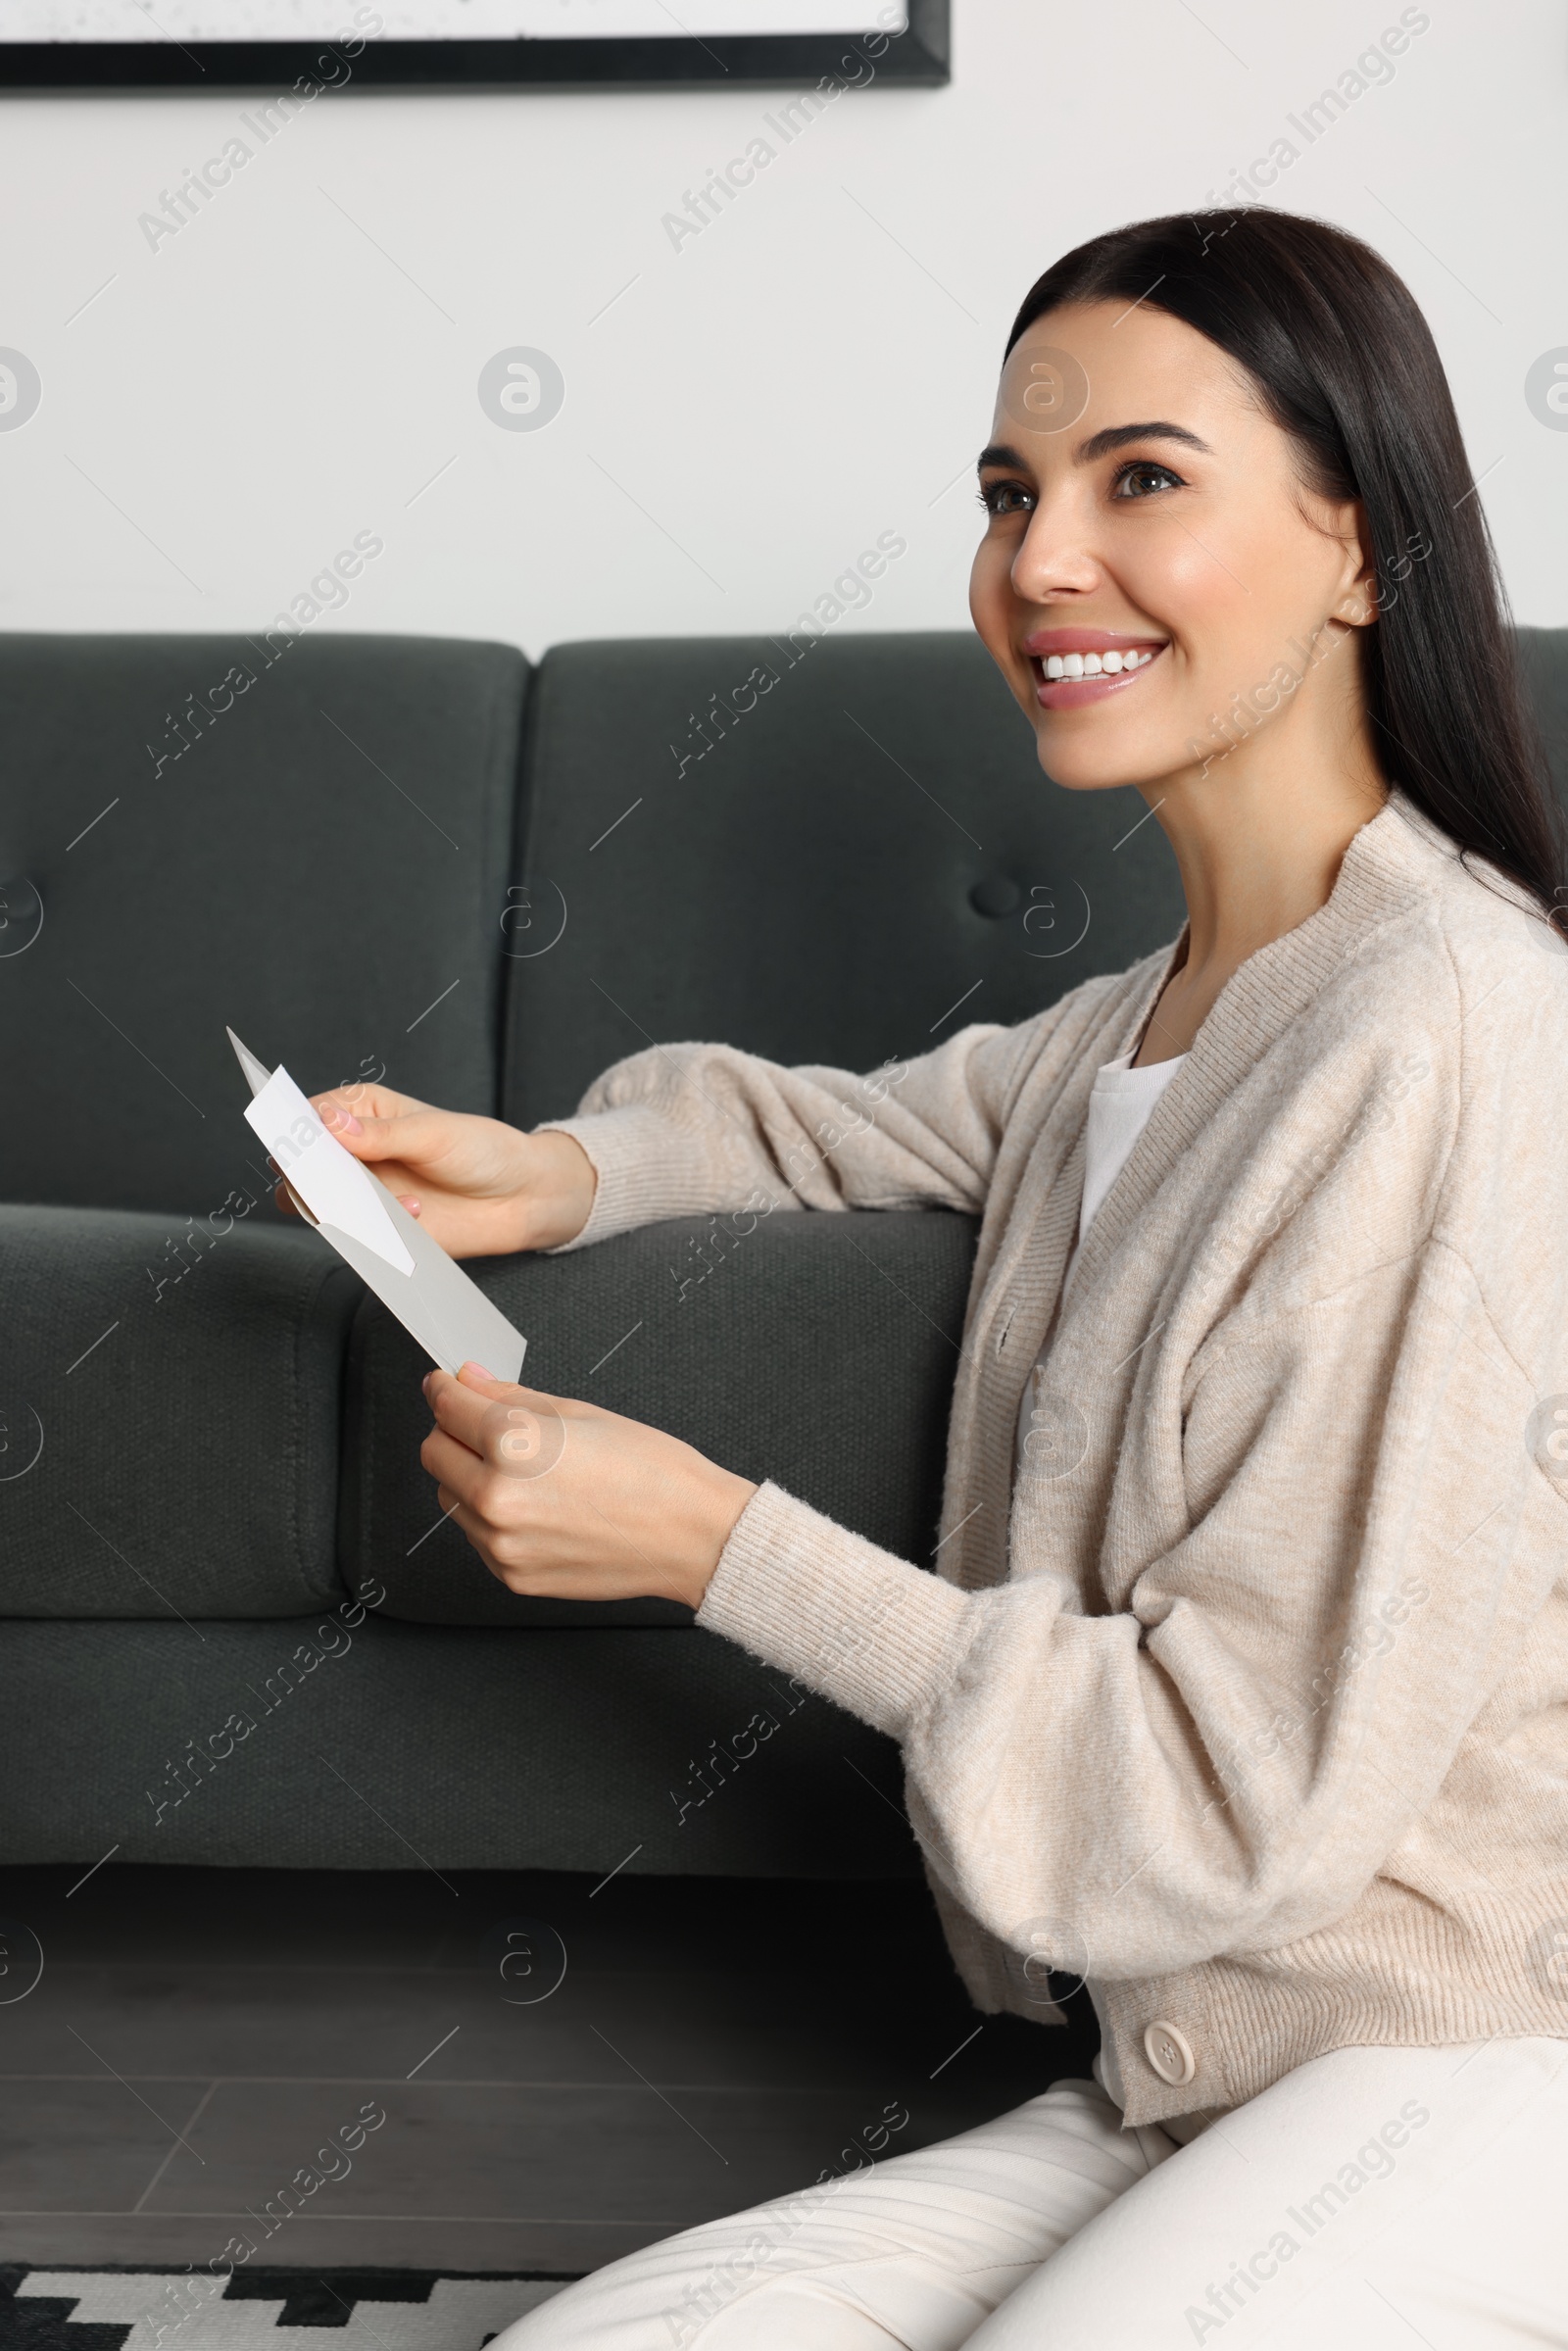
[1040, 644, 1164, 683]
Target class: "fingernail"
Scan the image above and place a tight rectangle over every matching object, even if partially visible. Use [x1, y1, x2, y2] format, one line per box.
[322, 1102, 363, 1135]
[461, 1360, 496, 1382]
[421, 1372, 432, 1399]
[397, 1195, 422, 1218]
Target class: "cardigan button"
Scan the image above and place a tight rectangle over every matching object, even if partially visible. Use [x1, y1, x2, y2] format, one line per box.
[1143, 2020, 1197, 2086]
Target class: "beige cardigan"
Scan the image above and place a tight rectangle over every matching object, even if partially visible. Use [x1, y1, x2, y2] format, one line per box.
[545, 794, 1568, 2127]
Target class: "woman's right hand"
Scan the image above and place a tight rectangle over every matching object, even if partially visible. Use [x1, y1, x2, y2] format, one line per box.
[274, 1084, 597, 1258]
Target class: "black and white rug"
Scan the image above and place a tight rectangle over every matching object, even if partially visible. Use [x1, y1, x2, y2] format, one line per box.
[0, 2270, 574, 2350]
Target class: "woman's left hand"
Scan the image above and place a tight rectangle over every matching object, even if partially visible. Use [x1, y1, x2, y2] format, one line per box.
[419, 1362, 759, 1611]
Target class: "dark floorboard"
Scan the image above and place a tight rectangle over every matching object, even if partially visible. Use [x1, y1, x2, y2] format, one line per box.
[0, 1866, 1099, 2271]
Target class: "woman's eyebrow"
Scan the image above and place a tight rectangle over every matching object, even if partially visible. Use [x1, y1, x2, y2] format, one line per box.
[1074, 420, 1213, 462]
[975, 421, 1213, 477]
[976, 441, 1029, 472]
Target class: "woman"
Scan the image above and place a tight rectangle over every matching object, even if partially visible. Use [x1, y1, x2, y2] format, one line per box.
[305, 211, 1568, 2344]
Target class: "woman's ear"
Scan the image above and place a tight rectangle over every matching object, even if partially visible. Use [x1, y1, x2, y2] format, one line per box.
[1331, 501, 1379, 629]
[1334, 574, 1379, 628]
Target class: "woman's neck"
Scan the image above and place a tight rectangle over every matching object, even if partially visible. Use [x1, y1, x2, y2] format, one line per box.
[1132, 724, 1388, 1067]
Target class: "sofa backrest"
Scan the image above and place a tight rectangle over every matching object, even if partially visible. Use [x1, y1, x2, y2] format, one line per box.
[506, 625, 1568, 1128]
[501, 631, 1189, 1127]
[0, 634, 527, 1214]
[1518, 625, 1568, 808]
[4, 624, 1565, 1213]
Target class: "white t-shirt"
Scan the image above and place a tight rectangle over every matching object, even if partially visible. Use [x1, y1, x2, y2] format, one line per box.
[1012, 1048, 1188, 1474]
[1013, 1045, 1190, 2122]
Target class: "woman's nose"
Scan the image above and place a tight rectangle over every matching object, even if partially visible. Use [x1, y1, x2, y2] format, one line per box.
[1010, 502, 1101, 603]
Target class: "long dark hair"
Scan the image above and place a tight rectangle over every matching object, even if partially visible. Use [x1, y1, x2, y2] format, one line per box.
[1006, 209, 1563, 917]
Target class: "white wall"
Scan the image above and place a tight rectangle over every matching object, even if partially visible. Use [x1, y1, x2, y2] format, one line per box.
[1, 0, 1563, 660]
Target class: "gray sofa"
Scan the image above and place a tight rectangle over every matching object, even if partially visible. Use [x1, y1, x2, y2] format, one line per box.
[4, 625, 1565, 1878]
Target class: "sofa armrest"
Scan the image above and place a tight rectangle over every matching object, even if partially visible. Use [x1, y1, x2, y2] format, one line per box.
[342, 1207, 980, 1625]
[0, 1204, 358, 1618]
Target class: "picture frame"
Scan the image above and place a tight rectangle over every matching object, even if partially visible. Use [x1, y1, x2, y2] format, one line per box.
[0, 0, 949, 91]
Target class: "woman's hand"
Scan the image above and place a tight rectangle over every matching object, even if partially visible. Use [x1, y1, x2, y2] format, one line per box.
[273, 1084, 596, 1257]
[420, 1363, 760, 1610]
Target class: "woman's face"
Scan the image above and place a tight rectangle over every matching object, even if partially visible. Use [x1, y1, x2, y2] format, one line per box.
[968, 299, 1373, 794]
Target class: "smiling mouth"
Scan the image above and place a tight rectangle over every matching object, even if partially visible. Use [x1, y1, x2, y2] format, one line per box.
[1041, 647, 1157, 679]
[1025, 636, 1169, 710]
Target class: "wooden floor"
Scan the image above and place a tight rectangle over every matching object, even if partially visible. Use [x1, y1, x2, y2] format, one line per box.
[0, 1863, 1099, 2274]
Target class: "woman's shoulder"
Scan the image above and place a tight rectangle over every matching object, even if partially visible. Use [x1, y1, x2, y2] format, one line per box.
[1015, 941, 1177, 1043]
[1337, 797, 1568, 1053]
[970, 944, 1179, 1136]
[999, 942, 1175, 1075]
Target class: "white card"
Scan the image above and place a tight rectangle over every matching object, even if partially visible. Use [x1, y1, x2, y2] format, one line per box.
[229, 1029, 527, 1383]
[246, 1064, 416, 1275]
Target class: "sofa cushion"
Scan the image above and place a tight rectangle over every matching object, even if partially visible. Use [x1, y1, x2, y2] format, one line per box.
[502, 632, 1187, 1129]
[0, 1206, 357, 1618]
[0, 1615, 918, 1878]
[0, 634, 527, 1215]
[342, 1207, 979, 1625]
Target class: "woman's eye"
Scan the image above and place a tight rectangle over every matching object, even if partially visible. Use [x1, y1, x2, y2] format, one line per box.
[979, 478, 1034, 516]
[1111, 461, 1184, 500]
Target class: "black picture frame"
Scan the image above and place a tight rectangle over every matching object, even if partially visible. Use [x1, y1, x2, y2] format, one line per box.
[0, 0, 948, 90]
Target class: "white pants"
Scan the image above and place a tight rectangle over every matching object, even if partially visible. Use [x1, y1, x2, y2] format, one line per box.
[494, 2036, 1568, 2349]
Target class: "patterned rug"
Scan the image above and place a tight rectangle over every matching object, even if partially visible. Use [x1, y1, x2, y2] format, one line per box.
[0, 2270, 574, 2350]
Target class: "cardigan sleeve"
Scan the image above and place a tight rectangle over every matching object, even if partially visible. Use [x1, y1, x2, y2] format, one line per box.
[533, 1016, 1048, 1252]
[695, 1237, 1567, 1979]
